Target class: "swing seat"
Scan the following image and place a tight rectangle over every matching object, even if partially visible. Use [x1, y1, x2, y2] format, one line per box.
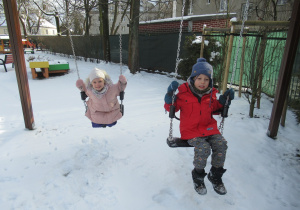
[167, 137, 193, 148]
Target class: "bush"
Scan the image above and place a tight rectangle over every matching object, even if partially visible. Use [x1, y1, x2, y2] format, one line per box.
[178, 34, 223, 84]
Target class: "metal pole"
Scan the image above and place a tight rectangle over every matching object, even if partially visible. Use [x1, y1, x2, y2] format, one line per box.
[3, 0, 35, 130]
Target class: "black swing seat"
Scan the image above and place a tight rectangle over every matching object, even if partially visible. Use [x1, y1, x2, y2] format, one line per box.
[167, 137, 194, 148]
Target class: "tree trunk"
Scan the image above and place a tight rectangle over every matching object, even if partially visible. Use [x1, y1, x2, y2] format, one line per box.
[19, 16, 27, 38]
[84, 0, 90, 36]
[110, 0, 118, 35]
[183, 0, 190, 16]
[99, 0, 111, 62]
[256, 31, 267, 109]
[128, 0, 140, 74]
[249, 36, 260, 118]
[65, 0, 69, 36]
[54, 12, 61, 36]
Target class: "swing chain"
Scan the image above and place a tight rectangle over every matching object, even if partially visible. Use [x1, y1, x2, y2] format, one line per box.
[174, 0, 186, 76]
[66, 17, 88, 111]
[119, 32, 123, 75]
[229, 0, 250, 87]
[68, 26, 80, 80]
[219, 118, 225, 135]
[219, 0, 250, 134]
[118, 0, 123, 76]
[168, 0, 186, 141]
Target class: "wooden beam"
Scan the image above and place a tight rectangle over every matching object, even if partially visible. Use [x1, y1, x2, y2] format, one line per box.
[3, 0, 35, 130]
[222, 24, 235, 93]
[267, 0, 300, 138]
[232, 21, 290, 27]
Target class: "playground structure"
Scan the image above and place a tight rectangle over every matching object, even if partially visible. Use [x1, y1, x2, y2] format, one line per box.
[200, 21, 291, 97]
[0, 35, 36, 54]
[199, 20, 297, 126]
[29, 61, 70, 79]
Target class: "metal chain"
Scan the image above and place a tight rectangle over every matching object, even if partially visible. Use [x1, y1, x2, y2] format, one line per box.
[229, 0, 250, 87]
[119, 0, 124, 94]
[68, 29, 80, 80]
[66, 17, 87, 111]
[169, 0, 186, 141]
[173, 0, 186, 77]
[219, 0, 250, 134]
[119, 29, 123, 75]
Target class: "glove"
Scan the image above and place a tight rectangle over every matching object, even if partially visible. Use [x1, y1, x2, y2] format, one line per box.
[167, 81, 179, 93]
[80, 91, 88, 100]
[219, 88, 235, 106]
[76, 79, 84, 91]
[119, 75, 127, 84]
[164, 81, 179, 104]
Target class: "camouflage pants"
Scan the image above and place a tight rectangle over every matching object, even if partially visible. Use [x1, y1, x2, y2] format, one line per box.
[188, 134, 228, 170]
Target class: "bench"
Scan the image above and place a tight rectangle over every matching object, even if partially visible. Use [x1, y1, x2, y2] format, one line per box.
[24, 48, 34, 54]
[0, 54, 14, 72]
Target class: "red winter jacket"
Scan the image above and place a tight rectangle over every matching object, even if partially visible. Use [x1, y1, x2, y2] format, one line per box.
[164, 82, 223, 140]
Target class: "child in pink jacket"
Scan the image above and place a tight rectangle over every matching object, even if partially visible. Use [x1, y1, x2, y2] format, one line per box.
[76, 68, 127, 128]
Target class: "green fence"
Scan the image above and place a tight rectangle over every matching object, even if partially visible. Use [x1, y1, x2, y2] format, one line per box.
[204, 31, 292, 98]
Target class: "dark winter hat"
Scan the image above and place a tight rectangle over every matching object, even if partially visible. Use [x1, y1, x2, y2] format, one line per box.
[190, 58, 213, 87]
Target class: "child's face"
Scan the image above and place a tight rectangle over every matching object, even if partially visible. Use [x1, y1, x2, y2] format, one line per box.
[91, 78, 105, 91]
[194, 74, 210, 90]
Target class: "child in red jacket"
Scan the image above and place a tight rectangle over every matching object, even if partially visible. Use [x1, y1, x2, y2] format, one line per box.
[164, 58, 234, 195]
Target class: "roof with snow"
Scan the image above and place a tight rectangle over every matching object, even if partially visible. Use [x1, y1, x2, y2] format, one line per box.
[0, 15, 56, 29]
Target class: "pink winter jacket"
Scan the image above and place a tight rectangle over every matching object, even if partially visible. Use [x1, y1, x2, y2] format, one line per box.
[76, 75, 127, 124]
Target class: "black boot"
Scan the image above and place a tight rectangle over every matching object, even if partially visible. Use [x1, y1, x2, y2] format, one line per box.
[208, 166, 227, 195]
[191, 169, 207, 195]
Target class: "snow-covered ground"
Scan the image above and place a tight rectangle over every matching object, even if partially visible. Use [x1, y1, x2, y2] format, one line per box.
[0, 51, 299, 210]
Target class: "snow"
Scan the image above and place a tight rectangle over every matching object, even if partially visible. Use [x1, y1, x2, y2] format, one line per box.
[230, 17, 238, 22]
[192, 36, 202, 44]
[139, 13, 236, 24]
[0, 51, 300, 210]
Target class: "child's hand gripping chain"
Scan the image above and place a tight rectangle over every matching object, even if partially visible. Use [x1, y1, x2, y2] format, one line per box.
[219, 88, 235, 117]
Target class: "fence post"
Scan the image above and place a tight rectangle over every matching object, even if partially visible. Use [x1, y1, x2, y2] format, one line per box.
[238, 30, 247, 97]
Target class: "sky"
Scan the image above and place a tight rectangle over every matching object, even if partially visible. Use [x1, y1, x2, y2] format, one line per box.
[0, 51, 299, 210]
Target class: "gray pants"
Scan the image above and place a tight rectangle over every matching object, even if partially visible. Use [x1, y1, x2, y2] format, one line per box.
[188, 134, 228, 170]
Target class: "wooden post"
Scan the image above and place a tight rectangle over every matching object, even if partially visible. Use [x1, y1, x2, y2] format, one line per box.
[3, 0, 35, 130]
[222, 23, 235, 93]
[267, 0, 300, 139]
[280, 90, 289, 127]
[238, 31, 247, 97]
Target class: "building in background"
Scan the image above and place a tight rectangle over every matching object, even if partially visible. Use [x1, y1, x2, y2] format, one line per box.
[89, 0, 293, 35]
[0, 14, 57, 36]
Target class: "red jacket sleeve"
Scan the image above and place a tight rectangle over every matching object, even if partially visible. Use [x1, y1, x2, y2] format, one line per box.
[164, 101, 180, 112]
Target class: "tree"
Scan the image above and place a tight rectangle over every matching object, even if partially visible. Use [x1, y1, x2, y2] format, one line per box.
[128, 0, 140, 74]
[33, 1, 61, 35]
[110, 0, 130, 35]
[70, 0, 98, 36]
[99, 0, 110, 62]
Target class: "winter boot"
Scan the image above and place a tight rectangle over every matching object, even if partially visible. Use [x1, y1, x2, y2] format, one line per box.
[208, 166, 227, 195]
[191, 169, 207, 195]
